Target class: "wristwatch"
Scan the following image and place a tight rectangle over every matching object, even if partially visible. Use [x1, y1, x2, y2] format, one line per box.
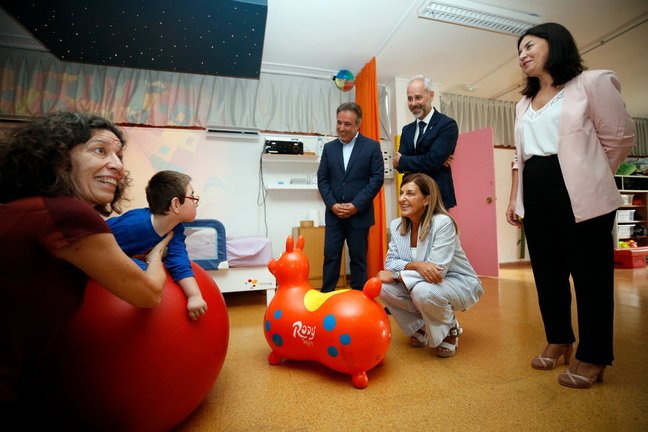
[392, 271, 400, 281]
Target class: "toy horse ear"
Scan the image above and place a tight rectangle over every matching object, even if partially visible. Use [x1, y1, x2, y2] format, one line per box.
[286, 235, 294, 252]
[296, 235, 305, 251]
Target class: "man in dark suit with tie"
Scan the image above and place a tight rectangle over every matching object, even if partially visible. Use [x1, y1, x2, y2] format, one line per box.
[394, 75, 459, 209]
[317, 102, 384, 293]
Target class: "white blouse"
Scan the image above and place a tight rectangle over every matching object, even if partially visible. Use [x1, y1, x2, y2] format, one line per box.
[521, 89, 564, 161]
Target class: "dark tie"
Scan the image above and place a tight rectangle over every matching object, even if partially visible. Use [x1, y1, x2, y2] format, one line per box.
[416, 121, 426, 148]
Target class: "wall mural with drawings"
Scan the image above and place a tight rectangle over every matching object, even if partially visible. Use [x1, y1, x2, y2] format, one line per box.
[118, 126, 330, 257]
[119, 126, 264, 239]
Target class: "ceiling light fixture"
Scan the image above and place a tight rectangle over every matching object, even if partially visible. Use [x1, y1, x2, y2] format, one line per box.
[418, 0, 542, 36]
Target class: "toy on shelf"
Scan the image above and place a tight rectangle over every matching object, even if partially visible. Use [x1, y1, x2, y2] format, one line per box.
[618, 240, 638, 248]
[263, 235, 391, 389]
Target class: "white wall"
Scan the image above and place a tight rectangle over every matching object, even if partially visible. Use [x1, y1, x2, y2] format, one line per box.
[494, 147, 528, 263]
[120, 117, 526, 265]
[260, 134, 328, 253]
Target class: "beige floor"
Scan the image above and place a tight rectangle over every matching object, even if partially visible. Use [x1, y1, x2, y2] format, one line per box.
[177, 264, 648, 432]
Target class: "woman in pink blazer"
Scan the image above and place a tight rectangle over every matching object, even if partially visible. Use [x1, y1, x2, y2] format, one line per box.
[505, 23, 635, 389]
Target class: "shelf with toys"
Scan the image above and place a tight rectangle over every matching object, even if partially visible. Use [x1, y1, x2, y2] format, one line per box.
[614, 172, 648, 268]
[614, 175, 648, 247]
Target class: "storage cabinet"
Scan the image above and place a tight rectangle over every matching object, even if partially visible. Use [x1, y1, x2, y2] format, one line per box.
[614, 175, 648, 247]
[292, 226, 346, 289]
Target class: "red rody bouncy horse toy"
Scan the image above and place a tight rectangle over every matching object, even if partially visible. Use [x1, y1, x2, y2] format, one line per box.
[263, 235, 391, 388]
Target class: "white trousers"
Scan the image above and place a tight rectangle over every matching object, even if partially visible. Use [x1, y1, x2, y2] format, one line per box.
[380, 277, 474, 348]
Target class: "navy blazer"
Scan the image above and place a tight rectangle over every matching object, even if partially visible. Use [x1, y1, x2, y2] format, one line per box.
[317, 133, 384, 228]
[398, 110, 459, 208]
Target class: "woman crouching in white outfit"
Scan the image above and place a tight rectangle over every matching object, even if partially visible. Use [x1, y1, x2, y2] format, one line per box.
[378, 173, 483, 357]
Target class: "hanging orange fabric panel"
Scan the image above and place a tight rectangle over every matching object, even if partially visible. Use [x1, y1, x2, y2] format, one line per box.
[355, 57, 386, 279]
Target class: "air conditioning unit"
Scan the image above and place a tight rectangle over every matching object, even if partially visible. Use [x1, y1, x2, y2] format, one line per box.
[205, 125, 260, 141]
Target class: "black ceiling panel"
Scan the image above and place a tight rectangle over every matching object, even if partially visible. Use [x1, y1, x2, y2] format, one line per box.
[0, 0, 267, 78]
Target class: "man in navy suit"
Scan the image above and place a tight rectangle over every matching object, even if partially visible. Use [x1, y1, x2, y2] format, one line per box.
[317, 102, 384, 293]
[394, 75, 458, 209]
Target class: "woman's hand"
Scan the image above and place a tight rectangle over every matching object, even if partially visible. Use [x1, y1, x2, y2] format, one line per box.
[506, 201, 522, 227]
[410, 262, 444, 284]
[53, 232, 175, 308]
[377, 270, 395, 283]
[146, 232, 174, 264]
[507, 169, 521, 227]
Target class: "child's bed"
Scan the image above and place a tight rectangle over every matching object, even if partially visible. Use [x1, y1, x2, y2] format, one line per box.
[184, 219, 276, 305]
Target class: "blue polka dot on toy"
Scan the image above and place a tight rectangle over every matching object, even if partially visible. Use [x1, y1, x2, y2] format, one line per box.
[323, 314, 336, 331]
[340, 334, 351, 345]
[272, 333, 283, 347]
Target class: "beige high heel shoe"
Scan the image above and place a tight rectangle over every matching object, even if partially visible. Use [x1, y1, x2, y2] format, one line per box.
[531, 343, 573, 370]
[409, 328, 428, 348]
[558, 360, 605, 389]
[436, 326, 462, 358]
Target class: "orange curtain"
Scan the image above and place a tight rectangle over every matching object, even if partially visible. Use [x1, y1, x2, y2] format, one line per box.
[355, 57, 387, 278]
[395, 134, 403, 217]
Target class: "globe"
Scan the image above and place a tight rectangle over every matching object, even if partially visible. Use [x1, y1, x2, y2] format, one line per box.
[334, 69, 355, 92]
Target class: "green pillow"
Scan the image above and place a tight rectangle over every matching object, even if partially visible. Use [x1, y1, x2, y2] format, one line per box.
[616, 162, 636, 176]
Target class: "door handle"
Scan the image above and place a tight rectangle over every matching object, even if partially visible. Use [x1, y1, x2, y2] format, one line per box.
[486, 197, 493, 204]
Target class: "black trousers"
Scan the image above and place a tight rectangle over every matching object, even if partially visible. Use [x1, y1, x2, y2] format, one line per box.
[522, 155, 615, 365]
[321, 219, 369, 293]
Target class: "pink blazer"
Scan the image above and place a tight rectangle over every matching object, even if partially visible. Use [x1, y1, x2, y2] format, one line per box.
[513, 70, 635, 222]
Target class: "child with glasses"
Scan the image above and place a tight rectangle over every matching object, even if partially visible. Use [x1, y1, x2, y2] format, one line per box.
[107, 170, 208, 320]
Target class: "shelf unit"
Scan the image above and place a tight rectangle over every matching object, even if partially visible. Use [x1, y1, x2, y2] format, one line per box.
[262, 153, 319, 164]
[265, 184, 319, 190]
[614, 175, 648, 247]
[262, 153, 320, 191]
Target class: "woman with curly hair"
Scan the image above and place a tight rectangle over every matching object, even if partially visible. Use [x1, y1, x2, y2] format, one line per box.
[0, 112, 172, 423]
